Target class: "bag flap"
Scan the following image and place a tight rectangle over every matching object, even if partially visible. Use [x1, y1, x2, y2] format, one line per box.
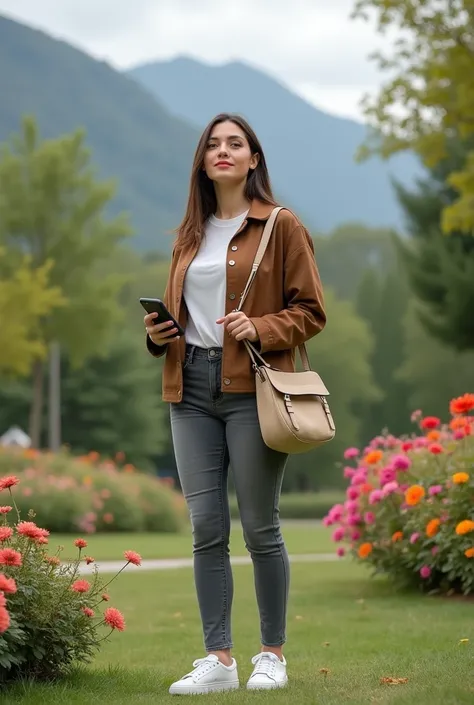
[263, 368, 330, 396]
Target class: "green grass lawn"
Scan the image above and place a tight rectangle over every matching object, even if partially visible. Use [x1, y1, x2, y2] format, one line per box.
[2, 560, 472, 704]
[51, 523, 334, 562]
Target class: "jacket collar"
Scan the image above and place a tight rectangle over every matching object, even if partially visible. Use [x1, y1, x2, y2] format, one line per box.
[247, 199, 278, 221]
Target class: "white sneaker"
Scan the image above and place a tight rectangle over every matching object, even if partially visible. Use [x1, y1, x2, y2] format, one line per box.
[246, 652, 288, 690]
[169, 654, 239, 695]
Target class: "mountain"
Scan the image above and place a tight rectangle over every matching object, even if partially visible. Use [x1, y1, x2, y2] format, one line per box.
[129, 57, 421, 233]
[0, 15, 199, 252]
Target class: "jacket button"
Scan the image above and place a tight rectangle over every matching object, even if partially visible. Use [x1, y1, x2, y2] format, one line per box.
[228, 260, 235, 266]
[223, 378, 231, 386]
[229, 293, 236, 300]
[177, 389, 182, 397]
[231, 245, 238, 251]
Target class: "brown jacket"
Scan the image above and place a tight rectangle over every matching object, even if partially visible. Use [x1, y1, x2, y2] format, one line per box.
[147, 200, 326, 402]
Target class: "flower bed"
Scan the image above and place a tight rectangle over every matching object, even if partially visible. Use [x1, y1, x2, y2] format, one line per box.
[0, 449, 186, 534]
[0, 474, 141, 682]
[325, 394, 474, 595]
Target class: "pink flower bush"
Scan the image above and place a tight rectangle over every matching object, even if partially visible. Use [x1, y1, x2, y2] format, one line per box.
[324, 395, 474, 595]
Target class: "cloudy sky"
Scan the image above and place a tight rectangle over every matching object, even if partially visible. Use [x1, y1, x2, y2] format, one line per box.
[0, 0, 387, 121]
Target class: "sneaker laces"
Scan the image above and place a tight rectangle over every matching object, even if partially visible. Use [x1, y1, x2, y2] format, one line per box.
[251, 652, 278, 677]
[184, 655, 219, 682]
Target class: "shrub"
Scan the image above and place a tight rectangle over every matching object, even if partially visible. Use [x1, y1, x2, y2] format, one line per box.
[325, 394, 474, 595]
[229, 491, 345, 520]
[0, 474, 141, 682]
[0, 448, 185, 534]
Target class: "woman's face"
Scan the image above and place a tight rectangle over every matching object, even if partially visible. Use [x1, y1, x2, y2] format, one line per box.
[203, 121, 259, 185]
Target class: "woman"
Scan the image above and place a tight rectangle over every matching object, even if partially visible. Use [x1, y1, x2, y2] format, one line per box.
[144, 113, 326, 695]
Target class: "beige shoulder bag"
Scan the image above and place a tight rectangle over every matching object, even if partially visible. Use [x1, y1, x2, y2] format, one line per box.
[237, 207, 336, 455]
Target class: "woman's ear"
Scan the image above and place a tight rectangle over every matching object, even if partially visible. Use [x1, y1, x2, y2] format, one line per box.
[249, 153, 260, 170]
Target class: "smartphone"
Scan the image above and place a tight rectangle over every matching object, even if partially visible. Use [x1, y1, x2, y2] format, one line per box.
[139, 298, 185, 338]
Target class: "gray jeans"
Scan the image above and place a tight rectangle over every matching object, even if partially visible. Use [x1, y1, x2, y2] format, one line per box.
[170, 344, 290, 651]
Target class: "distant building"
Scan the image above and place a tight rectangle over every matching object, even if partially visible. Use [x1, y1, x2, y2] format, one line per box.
[0, 426, 32, 448]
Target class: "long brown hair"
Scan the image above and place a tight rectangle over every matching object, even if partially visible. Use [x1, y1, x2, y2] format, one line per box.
[175, 113, 276, 249]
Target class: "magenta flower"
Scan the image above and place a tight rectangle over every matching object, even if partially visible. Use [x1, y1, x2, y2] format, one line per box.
[369, 489, 384, 505]
[391, 454, 411, 471]
[364, 511, 376, 525]
[347, 514, 362, 527]
[329, 504, 344, 522]
[351, 530, 361, 541]
[347, 486, 360, 501]
[345, 499, 359, 514]
[332, 527, 345, 542]
[420, 566, 431, 579]
[431, 546, 439, 556]
[336, 547, 345, 557]
[414, 437, 429, 448]
[382, 481, 399, 497]
[351, 470, 368, 486]
[453, 430, 464, 440]
[410, 532, 420, 544]
[343, 466, 355, 479]
[428, 484, 443, 496]
[343, 447, 360, 460]
[380, 468, 396, 486]
[322, 516, 333, 527]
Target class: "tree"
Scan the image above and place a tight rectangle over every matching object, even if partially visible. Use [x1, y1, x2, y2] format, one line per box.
[285, 289, 381, 491]
[352, 0, 474, 234]
[0, 250, 64, 376]
[0, 116, 132, 445]
[60, 335, 167, 469]
[396, 301, 474, 416]
[394, 142, 474, 349]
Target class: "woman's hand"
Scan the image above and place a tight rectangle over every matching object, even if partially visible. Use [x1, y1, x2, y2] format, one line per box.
[216, 311, 259, 342]
[144, 313, 181, 346]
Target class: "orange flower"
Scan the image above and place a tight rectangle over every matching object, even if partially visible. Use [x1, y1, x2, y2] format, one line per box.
[405, 485, 425, 506]
[360, 483, 374, 494]
[465, 548, 474, 558]
[88, 451, 100, 462]
[82, 607, 94, 617]
[456, 520, 474, 536]
[0, 548, 22, 566]
[364, 450, 383, 465]
[124, 550, 142, 566]
[426, 430, 440, 442]
[74, 538, 88, 549]
[0, 574, 16, 594]
[0, 527, 13, 542]
[452, 472, 469, 484]
[45, 556, 60, 566]
[17, 521, 49, 541]
[426, 519, 441, 538]
[391, 531, 403, 542]
[104, 607, 126, 631]
[358, 542, 373, 558]
[450, 416, 470, 430]
[71, 579, 90, 593]
[450, 393, 474, 415]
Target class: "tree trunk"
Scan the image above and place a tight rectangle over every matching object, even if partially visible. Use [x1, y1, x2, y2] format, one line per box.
[48, 341, 61, 451]
[28, 359, 44, 448]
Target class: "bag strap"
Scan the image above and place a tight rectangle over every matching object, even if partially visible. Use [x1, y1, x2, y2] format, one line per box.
[236, 207, 311, 372]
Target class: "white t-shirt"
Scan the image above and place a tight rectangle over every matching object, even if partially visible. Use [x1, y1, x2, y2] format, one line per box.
[183, 210, 248, 348]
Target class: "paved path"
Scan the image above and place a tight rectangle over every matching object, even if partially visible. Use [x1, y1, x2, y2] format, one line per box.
[78, 552, 338, 575]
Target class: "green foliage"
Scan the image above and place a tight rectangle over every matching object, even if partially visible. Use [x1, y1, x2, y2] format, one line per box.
[0, 449, 185, 534]
[284, 289, 381, 491]
[229, 491, 345, 520]
[352, 0, 474, 235]
[0, 251, 64, 376]
[326, 399, 474, 594]
[395, 141, 474, 350]
[397, 302, 474, 416]
[355, 259, 412, 441]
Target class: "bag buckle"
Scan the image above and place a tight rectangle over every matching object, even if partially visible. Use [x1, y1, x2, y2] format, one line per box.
[253, 363, 265, 381]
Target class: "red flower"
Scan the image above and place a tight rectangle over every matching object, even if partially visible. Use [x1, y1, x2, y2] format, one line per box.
[0, 607, 10, 634]
[450, 393, 474, 415]
[74, 538, 88, 549]
[0, 574, 17, 594]
[429, 443, 444, 454]
[0, 593, 5, 608]
[82, 607, 94, 617]
[17, 521, 50, 541]
[401, 441, 413, 452]
[124, 550, 142, 566]
[71, 579, 91, 593]
[84, 556, 94, 565]
[0, 507, 12, 514]
[0, 527, 13, 542]
[36, 536, 48, 545]
[0, 476, 20, 492]
[104, 607, 125, 631]
[101, 593, 110, 602]
[420, 416, 440, 430]
[0, 549, 22, 567]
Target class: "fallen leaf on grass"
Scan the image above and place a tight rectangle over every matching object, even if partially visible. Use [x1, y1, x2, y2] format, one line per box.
[380, 677, 408, 685]
[295, 615, 303, 620]
[323, 642, 330, 647]
[320, 668, 330, 676]
[459, 638, 469, 644]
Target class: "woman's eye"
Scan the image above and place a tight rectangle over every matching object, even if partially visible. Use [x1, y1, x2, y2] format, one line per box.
[231, 142, 242, 148]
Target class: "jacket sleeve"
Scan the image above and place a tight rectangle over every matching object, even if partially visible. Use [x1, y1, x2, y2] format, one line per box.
[249, 226, 326, 353]
[145, 265, 172, 359]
